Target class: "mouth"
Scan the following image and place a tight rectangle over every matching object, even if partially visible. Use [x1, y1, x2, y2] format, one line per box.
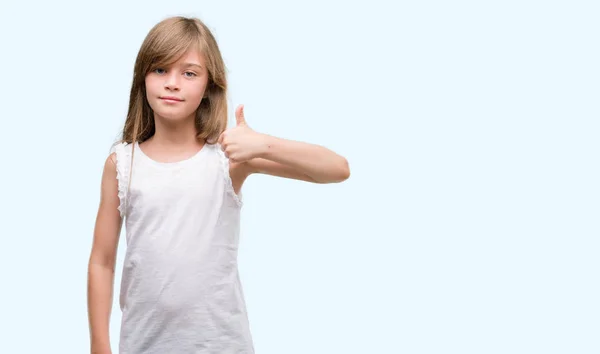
[160, 96, 183, 102]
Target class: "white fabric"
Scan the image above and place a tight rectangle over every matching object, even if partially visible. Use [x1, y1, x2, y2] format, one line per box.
[111, 141, 254, 354]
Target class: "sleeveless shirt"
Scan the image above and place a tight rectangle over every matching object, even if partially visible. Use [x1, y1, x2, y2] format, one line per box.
[111, 141, 255, 354]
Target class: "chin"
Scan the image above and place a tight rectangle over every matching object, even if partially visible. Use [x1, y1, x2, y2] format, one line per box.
[151, 104, 195, 121]
[155, 111, 194, 122]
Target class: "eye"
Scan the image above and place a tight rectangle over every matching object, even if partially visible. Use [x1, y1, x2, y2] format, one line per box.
[154, 68, 166, 74]
[184, 71, 197, 78]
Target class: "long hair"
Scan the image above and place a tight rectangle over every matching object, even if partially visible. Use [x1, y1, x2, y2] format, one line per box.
[115, 16, 228, 203]
[122, 16, 228, 145]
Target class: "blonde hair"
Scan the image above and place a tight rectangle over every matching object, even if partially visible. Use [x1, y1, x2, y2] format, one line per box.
[114, 16, 229, 203]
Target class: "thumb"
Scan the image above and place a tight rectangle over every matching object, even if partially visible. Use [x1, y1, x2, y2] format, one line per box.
[235, 104, 246, 126]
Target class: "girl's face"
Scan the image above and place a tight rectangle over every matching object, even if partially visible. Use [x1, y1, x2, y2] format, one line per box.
[145, 49, 209, 123]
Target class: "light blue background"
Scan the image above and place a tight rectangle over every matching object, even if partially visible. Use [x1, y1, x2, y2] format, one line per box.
[0, 1, 598, 353]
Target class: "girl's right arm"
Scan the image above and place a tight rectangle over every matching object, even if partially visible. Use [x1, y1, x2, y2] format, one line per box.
[87, 153, 122, 354]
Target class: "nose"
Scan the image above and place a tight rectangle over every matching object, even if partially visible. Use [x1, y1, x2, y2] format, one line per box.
[164, 72, 180, 91]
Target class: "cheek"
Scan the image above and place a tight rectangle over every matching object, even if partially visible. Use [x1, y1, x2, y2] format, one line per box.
[144, 79, 157, 101]
[187, 82, 208, 102]
[145, 76, 160, 92]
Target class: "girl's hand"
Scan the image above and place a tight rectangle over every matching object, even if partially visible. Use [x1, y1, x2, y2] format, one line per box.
[218, 104, 267, 163]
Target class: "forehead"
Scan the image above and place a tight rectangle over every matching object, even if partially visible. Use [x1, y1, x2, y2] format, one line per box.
[173, 48, 206, 68]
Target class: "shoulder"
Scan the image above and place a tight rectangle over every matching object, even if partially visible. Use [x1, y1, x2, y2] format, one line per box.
[107, 152, 117, 167]
[101, 153, 118, 191]
[105, 142, 132, 217]
[107, 141, 132, 169]
[105, 141, 132, 183]
[101, 152, 118, 183]
[110, 141, 132, 154]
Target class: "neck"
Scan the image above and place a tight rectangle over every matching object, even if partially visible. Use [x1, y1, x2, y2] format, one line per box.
[148, 113, 204, 148]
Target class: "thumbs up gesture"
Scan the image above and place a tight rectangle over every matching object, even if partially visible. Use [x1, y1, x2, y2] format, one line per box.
[218, 104, 267, 163]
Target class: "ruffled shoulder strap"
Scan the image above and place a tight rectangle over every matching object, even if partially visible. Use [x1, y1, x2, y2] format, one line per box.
[110, 142, 132, 218]
[215, 143, 243, 207]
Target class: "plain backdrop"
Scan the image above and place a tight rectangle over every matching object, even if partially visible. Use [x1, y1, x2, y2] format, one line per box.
[0, 1, 598, 353]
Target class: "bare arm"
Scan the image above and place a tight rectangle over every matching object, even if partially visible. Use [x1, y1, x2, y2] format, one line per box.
[220, 105, 350, 186]
[87, 153, 122, 354]
[229, 136, 350, 193]
[247, 135, 350, 184]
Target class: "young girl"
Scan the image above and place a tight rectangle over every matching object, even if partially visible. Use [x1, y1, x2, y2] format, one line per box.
[87, 16, 349, 354]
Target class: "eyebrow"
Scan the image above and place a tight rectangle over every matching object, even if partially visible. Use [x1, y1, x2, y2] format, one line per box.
[182, 63, 203, 69]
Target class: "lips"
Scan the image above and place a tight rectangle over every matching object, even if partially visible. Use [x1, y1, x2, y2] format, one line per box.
[160, 96, 183, 102]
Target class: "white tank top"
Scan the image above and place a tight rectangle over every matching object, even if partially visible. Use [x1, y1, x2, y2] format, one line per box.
[111, 141, 254, 354]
